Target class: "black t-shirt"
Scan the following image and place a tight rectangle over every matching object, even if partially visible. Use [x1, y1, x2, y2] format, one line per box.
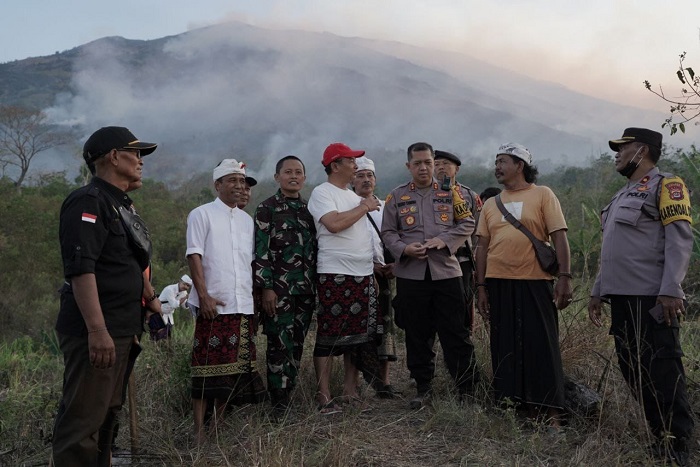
[56, 177, 143, 337]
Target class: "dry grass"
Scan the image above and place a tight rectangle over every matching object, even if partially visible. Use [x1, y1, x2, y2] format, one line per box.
[3, 291, 700, 466]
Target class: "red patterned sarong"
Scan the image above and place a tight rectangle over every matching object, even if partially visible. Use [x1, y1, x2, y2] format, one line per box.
[191, 313, 266, 404]
[314, 274, 382, 356]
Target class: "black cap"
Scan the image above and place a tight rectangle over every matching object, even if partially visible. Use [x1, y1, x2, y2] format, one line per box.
[434, 150, 461, 166]
[83, 126, 158, 164]
[245, 176, 257, 187]
[609, 127, 662, 152]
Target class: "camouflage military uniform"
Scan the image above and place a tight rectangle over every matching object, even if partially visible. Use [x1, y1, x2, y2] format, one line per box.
[253, 189, 317, 401]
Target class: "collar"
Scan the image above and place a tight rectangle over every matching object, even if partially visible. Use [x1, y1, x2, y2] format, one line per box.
[92, 176, 132, 207]
[627, 167, 659, 188]
[274, 188, 305, 204]
[213, 196, 239, 212]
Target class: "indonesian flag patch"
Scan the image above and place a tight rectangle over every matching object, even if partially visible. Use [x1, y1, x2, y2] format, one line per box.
[81, 212, 97, 224]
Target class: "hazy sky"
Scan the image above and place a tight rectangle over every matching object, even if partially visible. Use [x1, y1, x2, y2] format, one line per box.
[2, 1, 699, 110]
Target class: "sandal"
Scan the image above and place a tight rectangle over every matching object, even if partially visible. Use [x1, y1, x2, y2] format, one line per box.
[317, 401, 343, 415]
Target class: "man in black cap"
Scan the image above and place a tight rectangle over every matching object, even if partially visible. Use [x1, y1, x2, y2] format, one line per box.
[237, 176, 257, 210]
[434, 150, 482, 332]
[52, 126, 158, 466]
[588, 127, 694, 465]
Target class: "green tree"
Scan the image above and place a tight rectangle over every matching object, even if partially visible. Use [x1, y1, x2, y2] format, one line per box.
[644, 52, 699, 135]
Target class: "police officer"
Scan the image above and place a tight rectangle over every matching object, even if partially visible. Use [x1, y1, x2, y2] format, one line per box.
[382, 142, 478, 409]
[52, 126, 158, 466]
[434, 150, 482, 332]
[588, 127, 693, 465]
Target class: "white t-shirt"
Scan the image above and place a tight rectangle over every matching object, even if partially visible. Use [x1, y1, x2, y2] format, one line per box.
[308, 182, 374, 276]
[185, 197, 254, 315]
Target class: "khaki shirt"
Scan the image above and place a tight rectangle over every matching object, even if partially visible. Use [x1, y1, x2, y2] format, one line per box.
[592, 167, 693, 298]
[381, 180, 474, 281]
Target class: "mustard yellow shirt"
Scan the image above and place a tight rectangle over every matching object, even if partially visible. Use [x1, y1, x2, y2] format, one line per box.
[476, 184, 567, 280]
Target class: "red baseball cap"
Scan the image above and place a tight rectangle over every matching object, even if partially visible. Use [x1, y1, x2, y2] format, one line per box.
[322, 143, 365, 166]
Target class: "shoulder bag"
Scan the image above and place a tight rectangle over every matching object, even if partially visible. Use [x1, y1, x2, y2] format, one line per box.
[494, 195, 559, 275]
[365, 211, 395, 264]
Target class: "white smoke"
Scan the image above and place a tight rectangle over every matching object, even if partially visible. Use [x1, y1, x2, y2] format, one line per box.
[40, 21, 692, 186]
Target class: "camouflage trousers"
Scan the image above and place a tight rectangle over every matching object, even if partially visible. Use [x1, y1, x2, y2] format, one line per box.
[262, 294, 315, 391]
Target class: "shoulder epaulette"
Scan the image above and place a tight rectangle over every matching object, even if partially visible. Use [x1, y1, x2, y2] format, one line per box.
[86, 184, 100, 198]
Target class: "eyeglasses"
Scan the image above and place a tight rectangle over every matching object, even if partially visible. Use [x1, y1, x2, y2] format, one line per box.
[119, 148, 141, 159]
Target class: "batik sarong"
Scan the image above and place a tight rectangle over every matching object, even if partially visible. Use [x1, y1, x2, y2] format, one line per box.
[313, 274, 382, 357]
[191, 313, 266, 405]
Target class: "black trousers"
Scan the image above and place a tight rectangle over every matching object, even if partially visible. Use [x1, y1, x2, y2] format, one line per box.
[396, 273, 477, 393]
[610, 295, 694, 440]
[52, 333, 135, 467]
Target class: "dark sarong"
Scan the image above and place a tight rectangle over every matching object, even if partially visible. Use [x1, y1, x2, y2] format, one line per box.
[314, 274, 382, 357]
[487, 278, 565, 409]
[191, 313, 266, 405]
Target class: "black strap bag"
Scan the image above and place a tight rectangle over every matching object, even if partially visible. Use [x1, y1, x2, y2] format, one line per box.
[494, 195, 559, 275]
[365, 212, 395, 264]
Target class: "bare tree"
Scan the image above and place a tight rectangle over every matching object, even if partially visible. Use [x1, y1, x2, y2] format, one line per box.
[645, 52, 699, 135]
[0, 105, 69, 189]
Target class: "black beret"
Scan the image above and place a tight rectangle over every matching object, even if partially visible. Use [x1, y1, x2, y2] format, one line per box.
[434, 150, 461, 166]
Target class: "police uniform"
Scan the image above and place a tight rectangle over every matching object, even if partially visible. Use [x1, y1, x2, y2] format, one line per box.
[592, 166, 694, 442]
[455, 182, 482, 332]
[433, 150, 483, 330]
[53, 177, 145, 466]
[382, 179, 478, 394]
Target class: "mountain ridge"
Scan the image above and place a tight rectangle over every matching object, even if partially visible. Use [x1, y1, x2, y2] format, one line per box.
[0, 21, 688, 185]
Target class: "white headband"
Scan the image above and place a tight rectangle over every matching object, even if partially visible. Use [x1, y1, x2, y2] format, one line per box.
[496, 143, 533, 166]
[355, 156, 375, 173]
[213, 159, 246, 181]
